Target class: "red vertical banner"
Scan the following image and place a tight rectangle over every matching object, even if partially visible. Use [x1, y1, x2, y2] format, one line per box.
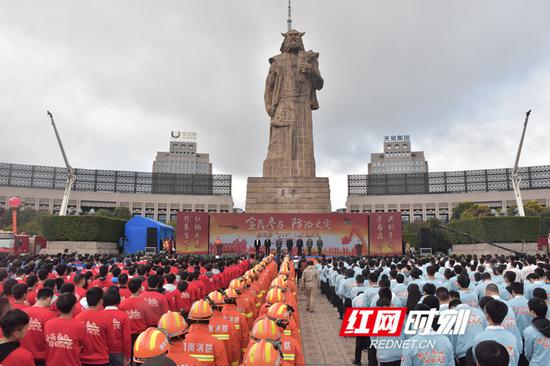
[368, 212, 402, 256]
[176, 212, 210, 254]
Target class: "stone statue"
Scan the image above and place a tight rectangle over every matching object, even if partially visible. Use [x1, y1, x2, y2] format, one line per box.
[263, 29, 324, 178]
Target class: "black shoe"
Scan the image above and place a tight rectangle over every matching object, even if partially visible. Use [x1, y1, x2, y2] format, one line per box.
[351, 360, 361, 366]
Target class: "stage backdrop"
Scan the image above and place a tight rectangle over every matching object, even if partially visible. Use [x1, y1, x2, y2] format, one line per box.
[176, 212, 210, 254]
[209, 213, 369, 256]
[368, 212, 402, 256]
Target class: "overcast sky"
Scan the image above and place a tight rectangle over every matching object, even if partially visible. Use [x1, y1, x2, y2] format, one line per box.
[1, 1, 549, 209]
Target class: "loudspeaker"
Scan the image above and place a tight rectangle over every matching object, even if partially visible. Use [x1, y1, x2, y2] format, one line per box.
[420, 228, 432, 248]
[146, 228, 158, 248]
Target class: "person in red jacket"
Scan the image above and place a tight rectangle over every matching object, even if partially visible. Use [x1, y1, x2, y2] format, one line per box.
[0, 309, 34, 366]
[44, 293, 90, 366]
[139, 275, 169, 325]
[75, 287, 110, 366]
[119, 278, 154, 359]
[21, 288, 56, 366]
[11, 283, 29, 310]
[176, 280, 192, 319]
[117, 274, 132, 301]
[103, 288, 132, 366]
[73, 272, 88, 301]
[163, 273, 180, 311]
[25, 275, 38, 306]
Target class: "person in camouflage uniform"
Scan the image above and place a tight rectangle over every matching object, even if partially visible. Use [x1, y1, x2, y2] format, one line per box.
[299, 260, 319, 312]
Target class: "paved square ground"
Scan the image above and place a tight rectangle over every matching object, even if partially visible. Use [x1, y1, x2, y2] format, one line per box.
[298, 287, 356, 365]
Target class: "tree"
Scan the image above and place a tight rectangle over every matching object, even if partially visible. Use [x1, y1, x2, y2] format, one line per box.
[112, 207, 131, 220]
[451, 202, 491, 220]
[95, 209, 114, 218]
[0, 207, 50, 235]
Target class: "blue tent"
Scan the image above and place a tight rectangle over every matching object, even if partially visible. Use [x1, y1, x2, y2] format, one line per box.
[124, 216, 174, 254]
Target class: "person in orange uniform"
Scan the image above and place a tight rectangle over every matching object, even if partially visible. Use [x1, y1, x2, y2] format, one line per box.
[258, 287, 285, 317]
[158, 311, 200, 366]
[265, 303, 305, 366]
[242, 340, 283, 366]
[182, 300, 228, 366]
[269, 277, 300, 329]
[228, 279, 254, 331]
[206, 292, 240, 366]
[221, 289, 249, 358]
[243, 318, 281, 355]
[133, 327, 171, 364]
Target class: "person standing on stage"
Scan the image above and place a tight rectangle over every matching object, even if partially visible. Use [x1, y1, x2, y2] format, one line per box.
[316, 237, 323, 256]
[253, 238, 261, 258]
[306, 238, 313, 256]
[275, 238, 283, 257]
[286, 238, 294, 256]
[296, 238, 304, 257]
[264, 237, 272, 256]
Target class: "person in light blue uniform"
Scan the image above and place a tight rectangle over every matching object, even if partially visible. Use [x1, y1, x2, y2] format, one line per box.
[473, 299, 519, 366]
[531, 288, 550, 319]
[475, 272, 493, 300]
[447, 300, 486, 365]
[338, 268, 358, 314]
[392, 274, 408, 305]
[474, 340, 510, 366]
[498, 270, 516, 301]
[482, 285, 523, 346]
[370, 297, 403, 366]
[408, 268, 424, 289]
[525, 273, 545, 300]
[456, 274, 478, 308]
[401, 303, 454, 366]
[507, 282, 532, 333]
[349, 274, 367, 299]
[523, 297, 550, 366]
[357, 272, 381, 307]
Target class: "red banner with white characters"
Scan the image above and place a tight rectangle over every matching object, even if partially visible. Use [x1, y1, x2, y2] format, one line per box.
[176, 212, 210, 254]
[209, 213, 369, 256]
[368, 212, 402, 256]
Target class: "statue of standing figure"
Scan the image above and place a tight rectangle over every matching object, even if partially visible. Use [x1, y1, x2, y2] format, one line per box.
[263, 29, 324, 178]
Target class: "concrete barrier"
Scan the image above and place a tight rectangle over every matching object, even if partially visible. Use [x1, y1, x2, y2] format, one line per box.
[40, 241, 119, 255]
[452, 242, 544, 256]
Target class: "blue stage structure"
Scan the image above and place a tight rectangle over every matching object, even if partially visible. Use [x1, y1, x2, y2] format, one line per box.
[124, 216, 174, 254]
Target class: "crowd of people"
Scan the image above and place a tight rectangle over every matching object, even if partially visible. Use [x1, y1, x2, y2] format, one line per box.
[0, 252, 306, 366]
[317, 253, 550, 366]
[2, 248, 550, 366]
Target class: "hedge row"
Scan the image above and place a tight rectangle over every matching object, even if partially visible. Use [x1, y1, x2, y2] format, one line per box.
[42, 216, 127, 242]
[447, 216, 542, 244]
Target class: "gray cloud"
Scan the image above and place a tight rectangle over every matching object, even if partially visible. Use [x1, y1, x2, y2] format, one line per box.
[1, 1, 549, 209]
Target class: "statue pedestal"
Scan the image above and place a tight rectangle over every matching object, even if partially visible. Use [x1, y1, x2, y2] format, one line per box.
[245, 177, 331, 213]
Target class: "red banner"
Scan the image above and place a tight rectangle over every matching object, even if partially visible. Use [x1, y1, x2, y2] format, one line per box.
[368, 212, 402, 256]
[209, 213, 369, 256]
[176, 212, 210, 254]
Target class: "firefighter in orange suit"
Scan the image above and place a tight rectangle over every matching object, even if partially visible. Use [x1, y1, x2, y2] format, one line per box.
[242, 340, 283, 366]
[258, 287, 285, 317]
[133, 327, 171, 364]
[158, 311, 201, 366]
[243, 318, 281, 355]
[228, 279, 254, 331]
[182, 300, 228, 366]
[221, 288, 249, 358]
[206, 291, 241, 366]
[265, 303, 305, 366]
